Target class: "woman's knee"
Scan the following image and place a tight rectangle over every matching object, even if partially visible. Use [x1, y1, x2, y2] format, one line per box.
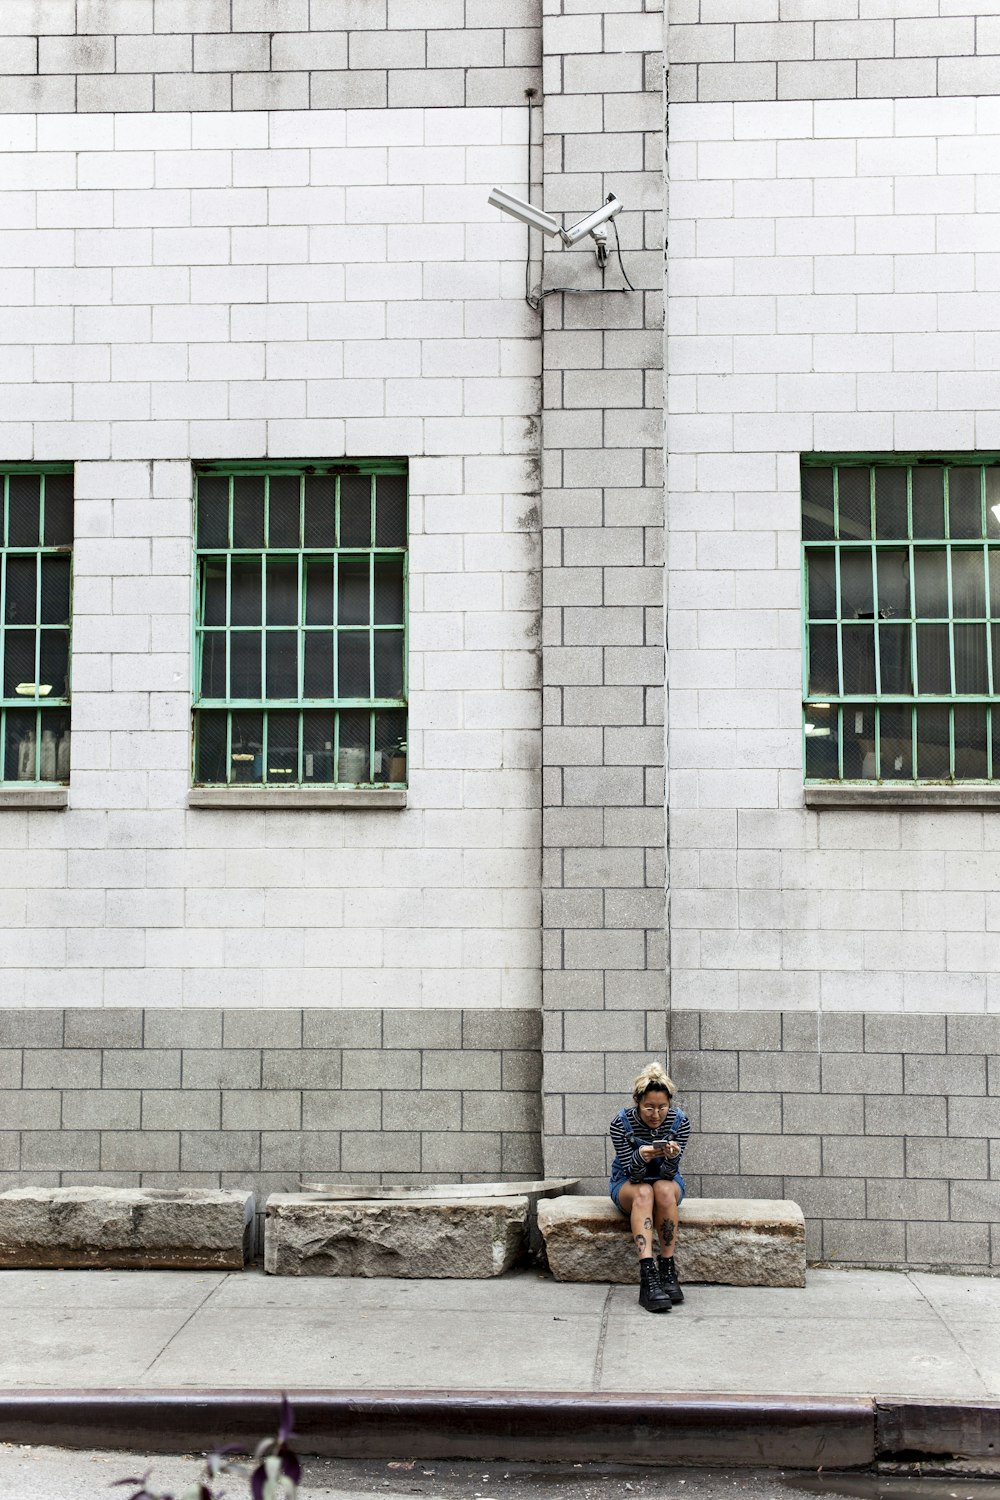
[654, 1180, 679, 1208]
[634, 1184, 654, 1210]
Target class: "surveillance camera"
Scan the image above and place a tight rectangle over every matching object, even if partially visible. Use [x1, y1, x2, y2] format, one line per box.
[561, 194, 624, 246]
[487, 187, 562, 238]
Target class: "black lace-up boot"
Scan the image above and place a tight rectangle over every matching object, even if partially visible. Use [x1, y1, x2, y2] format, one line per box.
[657, 1254, 684, 1305]
[638, 1258, 672, 1313]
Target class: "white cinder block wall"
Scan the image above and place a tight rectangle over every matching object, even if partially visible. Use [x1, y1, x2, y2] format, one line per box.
[667, 95, 1000, 1020]
[0, 105, 541, 1013]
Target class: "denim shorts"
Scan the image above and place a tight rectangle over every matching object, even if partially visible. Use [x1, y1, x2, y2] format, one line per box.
[610, 1171, 685, 1215]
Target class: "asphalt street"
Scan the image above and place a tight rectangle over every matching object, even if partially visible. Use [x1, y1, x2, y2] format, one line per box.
[3, 1451, 999, 1500]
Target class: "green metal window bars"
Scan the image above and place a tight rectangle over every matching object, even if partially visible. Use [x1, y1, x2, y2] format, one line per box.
[803, 455, 1000, 783]
[193, 463, 407, 789]
[0, 467, 73, 784]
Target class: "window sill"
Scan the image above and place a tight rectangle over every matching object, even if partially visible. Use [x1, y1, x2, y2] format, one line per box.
[187, 787, 407, 810]
[805, 783, 1000, 809]
[0, 786, 67, 810]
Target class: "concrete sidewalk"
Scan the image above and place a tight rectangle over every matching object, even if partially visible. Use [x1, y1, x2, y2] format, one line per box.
[0, 1265, 996, 1399]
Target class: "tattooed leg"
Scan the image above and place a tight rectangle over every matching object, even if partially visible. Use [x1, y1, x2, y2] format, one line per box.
[620, 1185, 656, 1258]
[658, 1217, 675, 1252]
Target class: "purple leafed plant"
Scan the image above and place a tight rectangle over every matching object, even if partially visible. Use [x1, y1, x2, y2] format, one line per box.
[114, 1396, 301, 1500]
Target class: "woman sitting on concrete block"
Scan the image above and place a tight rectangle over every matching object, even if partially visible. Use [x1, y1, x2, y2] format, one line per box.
[609, 1062, 690, 1314]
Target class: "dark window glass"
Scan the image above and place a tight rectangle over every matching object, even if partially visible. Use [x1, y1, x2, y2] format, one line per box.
[875, 467, 908, 540]
[951, 550, 986, 618]
[303, 634, 334, 698]
[374, 558, 405, 625]
[879, 623, 912, 693]
[948, 467, 981, 539]
[202, 563, 226, 626]
[230, 559, 262, 625]
[837, 467, 871, 541]
[339, 474, 372, 547]
[40, 555, 70, 625]
[196, 710, 227, 784]
[7, 474, 41, 547]
[266, 710, 298, 782]
[955, 704, 988, 778]
[807, 552, 837, 618]
[839, 550, 874, 619]
[914, 549, 948, 617]
[197, 475, 230, 548]
[338, 556, 369, 625]
[266, 631, 298, 698]
[232, 475, 265, 549]
[879, 706, 912, 780]
[266, 558, 298, 626]
[375, 473, 408, 548]
[912, 466, 945, 539]
[338, 631, 370, 697]
[841, 624, 876, 694]
[876, 549, 909, 617]
[38, 631, 69, 698]
[230, 631, 262, 698]
[916, 705, 950, 778]
[268, 475, 300, 548]
[42, 473, 73, 546]
[954, 623, 989, 693]
[303, 474, 336, 548]
[5, 555, 36, 624]
[808, 625, 839, 695]
[916, 623, 951, 694]
[3, 630, 35, 697]
[305, 560, 334, 625]
[374, 631, 404, 698]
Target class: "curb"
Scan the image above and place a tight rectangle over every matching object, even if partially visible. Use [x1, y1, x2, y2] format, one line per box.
[0, 1390, 873, 1467]
[0, 1391, 995, 1468]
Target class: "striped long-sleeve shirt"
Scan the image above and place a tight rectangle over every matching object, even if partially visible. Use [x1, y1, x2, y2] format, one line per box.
[609, 1104, 691, 1185]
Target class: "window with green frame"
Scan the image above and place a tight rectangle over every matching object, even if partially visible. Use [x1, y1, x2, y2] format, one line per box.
[0, 467, 73, 785]
[193, 462, 407, 788]
[802, 455, 1000, 783]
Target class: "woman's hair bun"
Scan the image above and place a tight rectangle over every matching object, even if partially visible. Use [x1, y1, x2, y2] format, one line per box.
[632, 1060, 675, 1103]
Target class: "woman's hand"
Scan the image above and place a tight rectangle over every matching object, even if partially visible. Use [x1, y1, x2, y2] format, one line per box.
[638, 1144, 659, 1163]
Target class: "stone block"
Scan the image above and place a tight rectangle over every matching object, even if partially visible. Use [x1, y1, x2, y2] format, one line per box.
[463, 1009, 541, 1050]
[865, 1015, 945, 1054]
[383, 1009, 462, 1049]
[947, 1016, 1000, 1053]
[905, 1054, 986, 1096]
[303, 1010, 382, 1049]
[223, 1010, 302, 1048]
[63, 1009, 144, 1049]
[264, 1193, 529, 1277]
[700, 1011, 781, 1051]
[0, 1186, 254, 1269]
[537, 1195, 805, 1287]
[146, 1011, 224, 1048]
[0, 1011, 63, 1048]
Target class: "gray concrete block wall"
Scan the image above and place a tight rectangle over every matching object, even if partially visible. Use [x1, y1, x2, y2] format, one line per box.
[0, 1008, 543, 1202]
[0, 1, 541, 111]
[668, 5, 1000, 102]
[562, 1008, 997, 1272]
[540, 0, 668, 1185]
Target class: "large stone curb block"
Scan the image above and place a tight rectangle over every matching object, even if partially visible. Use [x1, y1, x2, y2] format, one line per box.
[264, 1194, 529, 1278]
[0, 1391, 878, 1468]
[876, 1399, 1000, 1461]
[537, 1197, 806, 1288]
[0, 1188, 255, 1270]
